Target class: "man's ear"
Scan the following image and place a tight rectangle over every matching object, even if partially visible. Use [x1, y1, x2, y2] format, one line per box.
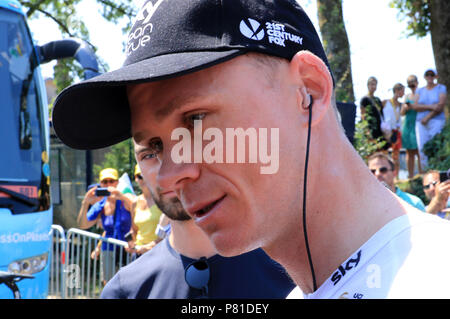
[289, 51, 333, 127]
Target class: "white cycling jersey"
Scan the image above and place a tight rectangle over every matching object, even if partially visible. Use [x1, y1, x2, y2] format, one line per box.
[288, 210, 450, 299]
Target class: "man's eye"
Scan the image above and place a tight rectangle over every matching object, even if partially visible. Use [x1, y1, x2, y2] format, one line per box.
[185, 113, 206, 127]
[142, 140, 163, 160]
[142, 153, 158, 160]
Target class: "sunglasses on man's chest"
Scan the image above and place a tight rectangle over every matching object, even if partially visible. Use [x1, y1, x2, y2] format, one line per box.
[185, 257, 210, 299]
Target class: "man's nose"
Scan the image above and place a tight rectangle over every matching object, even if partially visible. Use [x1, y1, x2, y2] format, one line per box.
[156, 148, 201, 193]
[429, 184, 437, 194]
[374, 171, 383, 179]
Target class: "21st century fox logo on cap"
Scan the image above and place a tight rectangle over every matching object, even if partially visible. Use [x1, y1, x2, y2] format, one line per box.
[240, 18, 265, 41]
[239, 17, 304, 48]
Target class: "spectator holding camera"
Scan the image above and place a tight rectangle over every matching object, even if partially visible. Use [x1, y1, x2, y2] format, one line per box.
[422, 170, 450, 219]
[77, 183, 102, 230]
[78, 168, 134, 285]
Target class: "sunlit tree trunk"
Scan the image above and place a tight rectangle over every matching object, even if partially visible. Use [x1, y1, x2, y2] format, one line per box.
[430, 0, 450, 114]
[316, 0, 355, 103]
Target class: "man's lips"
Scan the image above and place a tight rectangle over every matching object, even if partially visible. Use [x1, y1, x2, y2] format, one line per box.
[186, 195, 227, 218]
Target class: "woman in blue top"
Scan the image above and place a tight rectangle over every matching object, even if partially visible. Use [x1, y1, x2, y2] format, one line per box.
[79, 168, 134, 285]
[412, 69, 447, 169]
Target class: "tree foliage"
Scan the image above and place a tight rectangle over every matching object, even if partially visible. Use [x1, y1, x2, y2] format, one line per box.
[21, 1, 143, 195]
[353, 114, 387, 161]
[390, 0, 450, 115]
[396, 175, 428, 204]
[93, 139, 137, 187]
[389, 0, 431, 37]
[19, 0, 138, 92]
[423, 120, 450, 171]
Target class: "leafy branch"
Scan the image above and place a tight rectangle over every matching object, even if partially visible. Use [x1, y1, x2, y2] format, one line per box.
[18, 0, 137, 93]
[389, 0, 431, 37]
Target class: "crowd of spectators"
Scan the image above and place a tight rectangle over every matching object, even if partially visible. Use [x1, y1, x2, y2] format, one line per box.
[360, 69, 448, 221]
[359, 69, 447, 179]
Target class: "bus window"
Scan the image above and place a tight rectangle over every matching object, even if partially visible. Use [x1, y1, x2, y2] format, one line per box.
[0, 8, 50, 214]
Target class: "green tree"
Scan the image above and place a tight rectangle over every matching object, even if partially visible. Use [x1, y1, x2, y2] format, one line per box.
[22, 1, 140, 194]
[423, 121, 450, 171]
[316, 0, 355, 103]
[353, 114, 387, 161]
[390, 0, 450, 114]
[19, 0, 138, 92]
[93, 139, 136, 185]
[390, 0, 449, 182]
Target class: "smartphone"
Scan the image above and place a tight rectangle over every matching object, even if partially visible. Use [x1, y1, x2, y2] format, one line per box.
[95, 187, 111, 197]
[439, 169, 450, 183]
[124, 231, 133, 242]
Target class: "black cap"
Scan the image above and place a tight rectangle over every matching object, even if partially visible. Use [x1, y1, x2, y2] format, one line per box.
[52, 0, 332, 150]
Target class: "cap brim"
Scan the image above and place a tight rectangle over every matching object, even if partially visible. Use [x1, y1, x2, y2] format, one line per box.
[52, 49, 245, 150]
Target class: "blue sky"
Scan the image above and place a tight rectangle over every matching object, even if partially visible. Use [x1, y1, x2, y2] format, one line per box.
[29, 0, 436, 113]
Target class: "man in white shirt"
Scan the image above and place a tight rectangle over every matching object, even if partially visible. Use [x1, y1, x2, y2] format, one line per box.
[52, 0, 450, 299]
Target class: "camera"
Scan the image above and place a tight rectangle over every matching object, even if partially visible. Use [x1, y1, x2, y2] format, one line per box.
[95, 187, 111, 197]
[124, 231, 133, 242]
[439, 169, 450, 183]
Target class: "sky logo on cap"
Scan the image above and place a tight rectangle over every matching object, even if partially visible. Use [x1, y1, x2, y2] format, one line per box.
[239, 18, 264, 41]
[127, 0, 166, 56]
[134, 0, 166, 25]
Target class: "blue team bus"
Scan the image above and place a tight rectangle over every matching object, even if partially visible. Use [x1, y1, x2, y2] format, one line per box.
[0, 0, 98, 298]
[0, 0, 52, 299]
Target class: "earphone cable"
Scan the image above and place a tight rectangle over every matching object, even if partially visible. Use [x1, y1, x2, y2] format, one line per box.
[302, 96, 317, 291]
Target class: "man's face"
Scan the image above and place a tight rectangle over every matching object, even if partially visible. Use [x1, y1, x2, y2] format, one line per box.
[367, 81, 377, 93]
[128, 55, 305, 256]
[423, 172, 439, 200]
[407, 78, 417, 90]
[141, 161, 190, 221]
[368, 157, 395, 190]
[135, 171, 187, 219]
[425, 72, 436, 84]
